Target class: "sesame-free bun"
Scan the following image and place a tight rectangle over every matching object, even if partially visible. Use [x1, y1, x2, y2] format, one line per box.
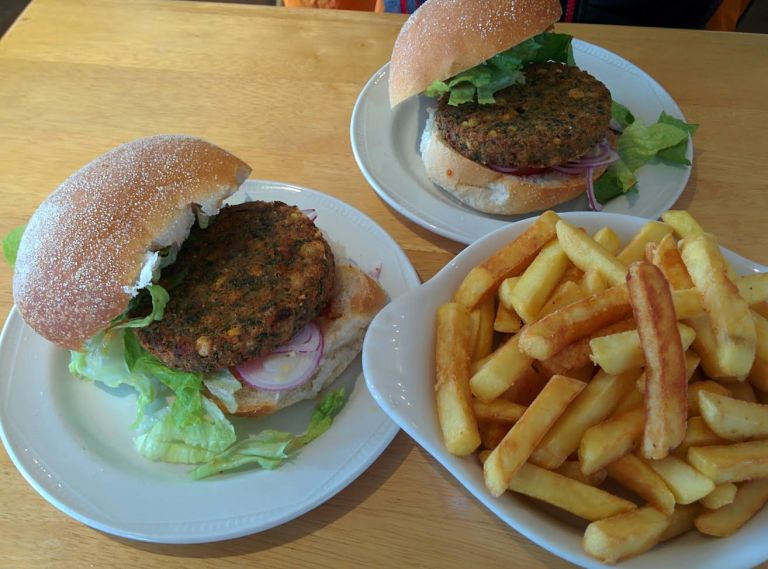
[13, 135, 252, 351]
[388, 0, 563, 107]
[420, 111, 608, 215]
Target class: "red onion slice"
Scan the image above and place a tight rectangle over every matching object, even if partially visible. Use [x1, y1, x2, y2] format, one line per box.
[233, 332, 324, 392]
[272, 322, 322, 354]
[301, 208, 318, 221]
[585, 166, 603, 212]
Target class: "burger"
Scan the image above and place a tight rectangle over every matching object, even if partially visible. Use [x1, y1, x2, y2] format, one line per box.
[11, 135, 387, 474]
[388, 0, 617, 214]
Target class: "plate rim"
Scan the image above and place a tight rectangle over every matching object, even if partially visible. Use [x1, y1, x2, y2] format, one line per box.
[350, 39, 693, 244]
[0, 180, 420, 544]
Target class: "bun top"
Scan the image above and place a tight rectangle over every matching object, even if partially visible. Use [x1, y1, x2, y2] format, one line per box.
[13, 135, 251, 350]
[388, 0, 562, 107]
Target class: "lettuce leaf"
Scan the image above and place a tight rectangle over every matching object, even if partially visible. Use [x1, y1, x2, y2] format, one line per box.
[110, 284, 170, 330]
[611, 100, 635, 130]
[2, 225, 26, 267]
[425, 32, 573, 106]
[595, 112, 698, 204]
[189, 387, 347, 480]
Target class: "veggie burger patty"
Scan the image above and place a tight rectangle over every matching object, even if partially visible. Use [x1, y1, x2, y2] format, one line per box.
[136, 201, 335, 373]
[435, 62, 612, 169]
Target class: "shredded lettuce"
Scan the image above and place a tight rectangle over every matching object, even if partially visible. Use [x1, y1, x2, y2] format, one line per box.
[594, 111, 698, 204]
[2, 225, 26, 267]
[425, 32, 574, 106]
[189, 387, 347, 480]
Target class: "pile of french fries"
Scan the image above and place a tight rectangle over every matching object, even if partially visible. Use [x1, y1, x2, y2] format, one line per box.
[434, 209, 768, 564]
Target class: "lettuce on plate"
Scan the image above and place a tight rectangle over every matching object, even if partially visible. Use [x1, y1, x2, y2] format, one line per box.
[189, 387, 347, 480]
[2, 224, 25, 267]
[594, 110, 698, 204]
[425, 32, 574, 106]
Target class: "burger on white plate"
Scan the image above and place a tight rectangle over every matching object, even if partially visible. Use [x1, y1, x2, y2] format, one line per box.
[388, 0, 696, 214]
[10, 135, 387, 478]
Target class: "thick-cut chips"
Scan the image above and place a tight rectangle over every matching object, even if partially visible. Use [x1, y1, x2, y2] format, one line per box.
[606, 453, 676, 515]
[483, 375, 584, 496]
[435, 303, 481, 456]
[509, 462, 635, 521]
[579, 405, 644, 475]
[583, 507, 670, 564]
[454, 211, 559, 308]
[695, 478, 768, 536]
[627, 262, 687, 459]
[470, 334, 532, 402]
[509, 239, 570, 324]
[642, 454, 715, 504]
[688, 440, 768, 483]
[556, 220, 628, 287]
[698, 390, 768, 441]
[680, 234, 756, 377]
[519, 285, 632, 360]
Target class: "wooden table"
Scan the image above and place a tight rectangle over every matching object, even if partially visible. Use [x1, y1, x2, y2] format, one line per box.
[1, 1, 767, 567]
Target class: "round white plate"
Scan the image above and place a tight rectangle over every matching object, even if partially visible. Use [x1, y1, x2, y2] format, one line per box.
[351, 40, 693, 244]
[0, 180, 420, 544]
[363, 211, 768, 569]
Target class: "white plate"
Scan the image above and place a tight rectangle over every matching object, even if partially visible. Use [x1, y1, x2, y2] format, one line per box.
[363, 212, 768, 569]
[351, 40, 693, 244]
[0, 180, 420, 544]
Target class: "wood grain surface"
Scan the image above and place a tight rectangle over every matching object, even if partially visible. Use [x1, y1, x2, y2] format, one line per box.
[0, 1, 767, 567]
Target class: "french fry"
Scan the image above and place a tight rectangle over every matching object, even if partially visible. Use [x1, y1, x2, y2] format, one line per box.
[581, 269, 608, 295]
[659, 503, 701, 542]
[435, 303, 481, 456]
[617, 221, 673, 265]
[478, 421, 510, 450]
[728, 381, 758, 403]
[637, 349, 701, 393]
[698, 391, 768, 441]
[509, 239, 570, 324]
[628, 261, 688, 460]
[749, 356, 768, 392]
[583, 506, 670, 564]
[688, 381, 732, 416]
[530, 369, 639, 469]
[680, 234, 756, 377]
[537, 279, 587, 318]
[556, 220, 628, 287]
[671, 288, 706, 319]
[472, 399, 526, 424]
[454, 211, 559, 308]
[650, 232, 694, 290]
[753, 310, 768, 361]
[700, 482, 737, 510]
[579, 406, 644, 475]
[688, 440, 768, 483]
[736, 273, 768, 305]
[661, 210, 705, 238]
[469, 295, 495, 362]
[509, 462, 635, 521]
[675, 416, 726, 457]
[641, 454, 715, 504]
[685, 314, 734, 379]
[497, 276, 520, 311]
[593, 226, 623, 255]
[753, 301, 768, 320]
[501, 366, 548, 406]
[494, 302, 522, 333]
[556, 460, 607, 486]
[470, 334, 532, 402]
[483, 375, 585, 496]
[695, 478, 768, 537]
[589, 322, 695, 375]
[538, 316, 635, 377]
[612, 388, 644, 416]
[606, 453, 676, 515]
[519, 285, 632, 360]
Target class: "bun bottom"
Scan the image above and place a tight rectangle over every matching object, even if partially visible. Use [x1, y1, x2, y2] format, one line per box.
[420, 110, 608, 216]
[216, 264, 388, 417]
